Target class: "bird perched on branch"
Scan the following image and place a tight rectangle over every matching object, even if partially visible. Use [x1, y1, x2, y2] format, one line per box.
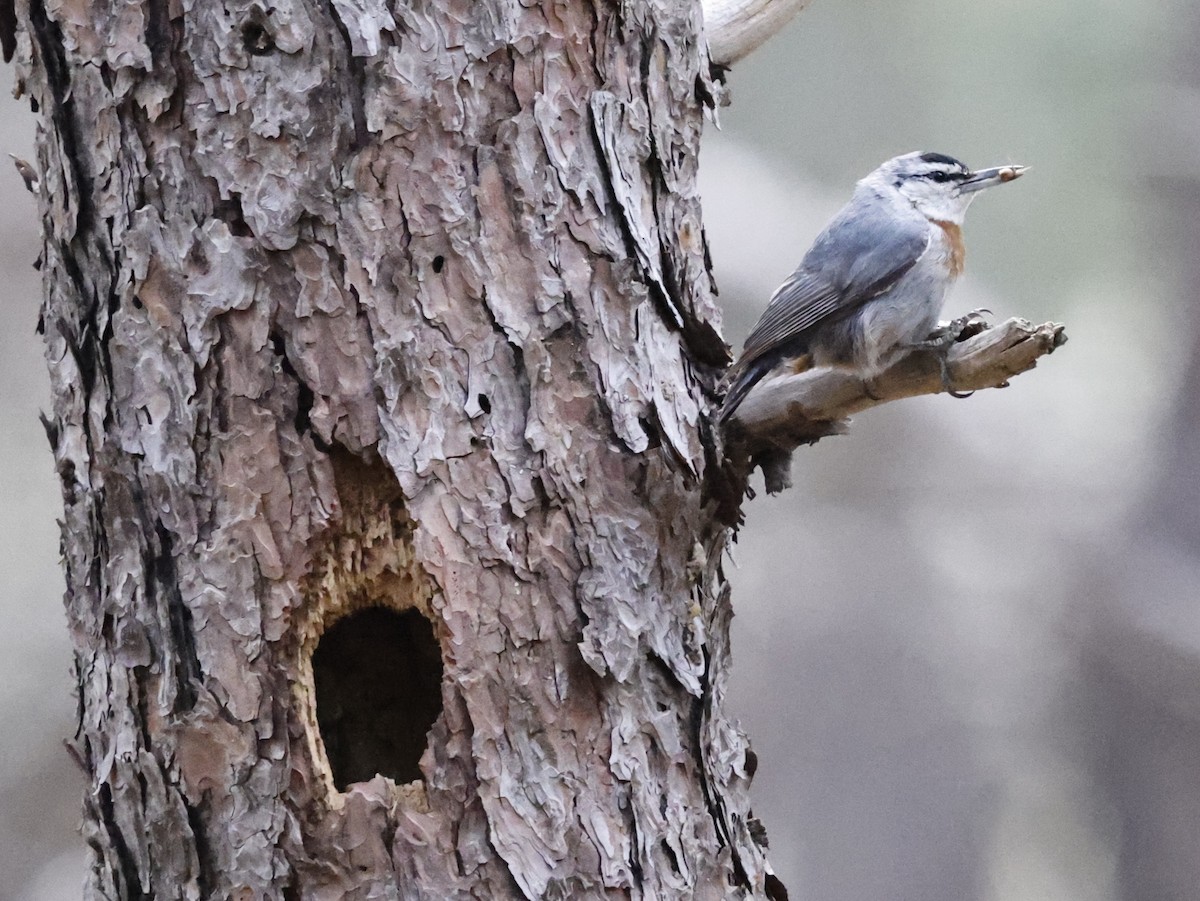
[720, 151, 1026, 425]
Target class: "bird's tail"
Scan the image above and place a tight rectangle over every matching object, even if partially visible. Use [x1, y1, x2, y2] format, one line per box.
[718, 356, 773, 425]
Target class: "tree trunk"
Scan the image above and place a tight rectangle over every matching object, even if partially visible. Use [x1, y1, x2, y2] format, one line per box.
[13, 0, 778, 897]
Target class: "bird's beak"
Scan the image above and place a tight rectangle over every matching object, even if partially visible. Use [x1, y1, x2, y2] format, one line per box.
[958, 164, 1028, 194]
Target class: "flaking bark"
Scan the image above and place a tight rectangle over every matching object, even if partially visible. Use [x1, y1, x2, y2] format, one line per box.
[12, 0, 779, 898]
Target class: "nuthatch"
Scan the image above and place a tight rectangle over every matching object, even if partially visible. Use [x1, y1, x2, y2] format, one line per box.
[720, 151, 1026, 423]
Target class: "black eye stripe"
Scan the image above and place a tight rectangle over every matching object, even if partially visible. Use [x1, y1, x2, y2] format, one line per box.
[921, 170, 966, 182]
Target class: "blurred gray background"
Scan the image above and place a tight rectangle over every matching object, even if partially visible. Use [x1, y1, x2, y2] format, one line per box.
[3, 0, 1198, 898]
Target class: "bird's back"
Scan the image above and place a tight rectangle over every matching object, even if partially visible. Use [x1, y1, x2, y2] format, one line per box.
[721, 187, 931, 421]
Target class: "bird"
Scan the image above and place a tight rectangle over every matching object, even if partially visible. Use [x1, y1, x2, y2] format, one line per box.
[720, 151, 1026, 425]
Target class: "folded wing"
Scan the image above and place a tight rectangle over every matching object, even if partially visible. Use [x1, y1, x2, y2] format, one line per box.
[721, 194, 931, 422]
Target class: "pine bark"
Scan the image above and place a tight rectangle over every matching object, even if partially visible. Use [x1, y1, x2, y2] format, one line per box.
[13, 0, 777, 897]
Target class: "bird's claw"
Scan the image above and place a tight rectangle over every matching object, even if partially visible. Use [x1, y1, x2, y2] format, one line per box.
[948, 308, 992, 343]
[912, 312, 993, 398]
[912, 310, 991, 398]
[936, 352, 974, 399]
[922, 309, 992, 348]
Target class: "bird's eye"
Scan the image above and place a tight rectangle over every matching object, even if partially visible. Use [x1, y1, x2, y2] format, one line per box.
[928, 171, 950, 183]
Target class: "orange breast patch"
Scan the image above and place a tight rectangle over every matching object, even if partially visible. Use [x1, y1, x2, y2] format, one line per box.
[932, 219, 966, 278]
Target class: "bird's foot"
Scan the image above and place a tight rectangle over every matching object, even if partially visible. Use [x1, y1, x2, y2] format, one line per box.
[938, 354, 974, 399]
[920, 309, 992, 349]
[911, 310, 993, 398]
[948, 308, 992, 342]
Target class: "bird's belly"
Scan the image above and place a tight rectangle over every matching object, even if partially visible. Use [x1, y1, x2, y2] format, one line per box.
[852, 263, 949, 372]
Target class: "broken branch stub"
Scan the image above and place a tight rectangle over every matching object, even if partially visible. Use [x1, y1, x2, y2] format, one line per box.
[724, 316, 1067, 493]
[701, 0, 812, 67]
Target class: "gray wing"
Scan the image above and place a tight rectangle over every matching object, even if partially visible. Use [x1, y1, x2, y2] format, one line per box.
[721, 194, 930, 422]
[740, 196, 931, 369]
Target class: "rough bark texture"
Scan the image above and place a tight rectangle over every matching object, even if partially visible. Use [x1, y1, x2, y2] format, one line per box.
[13, 0, 779, 897]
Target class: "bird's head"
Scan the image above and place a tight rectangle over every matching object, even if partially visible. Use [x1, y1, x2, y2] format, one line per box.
[869, 151, 1027, 224]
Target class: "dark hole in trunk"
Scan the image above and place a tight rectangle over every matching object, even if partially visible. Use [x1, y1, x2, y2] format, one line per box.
[312, 606, 443, 789]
